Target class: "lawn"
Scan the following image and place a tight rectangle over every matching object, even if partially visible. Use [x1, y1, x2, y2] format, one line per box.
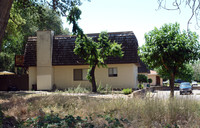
[0, 91, 200, 127]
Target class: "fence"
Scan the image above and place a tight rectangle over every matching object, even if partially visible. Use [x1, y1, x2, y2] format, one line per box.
[0, 75, 28, 91]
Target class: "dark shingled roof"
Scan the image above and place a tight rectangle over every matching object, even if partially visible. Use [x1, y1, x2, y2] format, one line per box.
[138, 60, 150, 73]
[24, 31, 139, 66]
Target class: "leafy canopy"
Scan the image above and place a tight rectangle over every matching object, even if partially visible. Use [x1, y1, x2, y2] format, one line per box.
[139, 23, 199, 76]
[74, 32, 123, 81]
[139, 23, 200, 97]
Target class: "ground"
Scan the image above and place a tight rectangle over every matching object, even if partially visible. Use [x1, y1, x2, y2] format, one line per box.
[1, 89, 200, 127]
[151, 90, 200, 100]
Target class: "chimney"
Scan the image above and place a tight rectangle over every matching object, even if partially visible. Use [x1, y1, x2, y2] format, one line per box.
[36, 30, 54, 90]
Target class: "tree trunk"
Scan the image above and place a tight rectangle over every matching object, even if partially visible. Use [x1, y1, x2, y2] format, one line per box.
[169, 73, 175, 98]
[0, 0, 13, 52]
[90, 65, 97, 92]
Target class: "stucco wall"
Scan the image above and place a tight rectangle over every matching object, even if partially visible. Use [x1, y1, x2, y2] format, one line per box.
[28, 64, 138, 90]
[54, 64, 138, 89]
[148, 75, 163, 86]
[37, 67, 53, 90]
[28, 67, 37, 90]
[148, 75, 156, 86]
[36, 31, 54, 90]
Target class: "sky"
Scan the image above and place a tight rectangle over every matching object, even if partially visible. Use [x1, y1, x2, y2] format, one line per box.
[62, 0, 200, 46]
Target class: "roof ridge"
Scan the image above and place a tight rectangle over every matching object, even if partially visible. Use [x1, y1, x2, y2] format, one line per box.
[27, 31, 135, 40]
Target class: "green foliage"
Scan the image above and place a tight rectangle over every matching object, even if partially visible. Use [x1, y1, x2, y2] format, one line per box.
[74, 32, 123, 68]
[191, 61, 200, 81]
[23, 114, 94, 128]
[1, 2, 71, 71]
[97, 83, 112, 94]
[22, 112, 126, 127]
[140, 23, 199, 72]
[122, 88, 132, 95]
[156, 64, 194, 82]
[138, 74, 148, 83]
[148, 78, 152, 84]
[138, 84, 144, 89]
[139, 23, 200, 96]
[0, 52, 15, 71]
[74, 32, 123, 92]
[97, 114, 126, 127]
[57, 85, 90, 93]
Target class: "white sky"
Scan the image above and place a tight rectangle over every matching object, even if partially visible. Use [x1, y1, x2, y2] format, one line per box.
[62, 0, 200, 46]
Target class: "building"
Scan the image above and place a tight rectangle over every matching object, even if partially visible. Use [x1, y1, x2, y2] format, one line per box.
[24, 30, 141, 90]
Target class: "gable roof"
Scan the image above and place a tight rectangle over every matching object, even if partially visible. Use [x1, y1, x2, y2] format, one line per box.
[24, 31, 139, 67]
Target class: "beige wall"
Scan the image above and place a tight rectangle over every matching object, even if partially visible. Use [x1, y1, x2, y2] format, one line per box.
[28, 67, 37, 90]
[53, 64, 138, 89]
[37, 67, 53, 90]
[28, 64, 138, 90]
[148, 75, 163, 86]
[36, 31, 54, 90]
[148, 75, 156, 86]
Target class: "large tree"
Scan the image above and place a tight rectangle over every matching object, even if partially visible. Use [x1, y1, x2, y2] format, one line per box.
[68, 6, 123, 92]
[0, 0, 83, 53]
[74, 32, 124, 92]
[139, 23, 200, 97]
[1, 2, 70, 72]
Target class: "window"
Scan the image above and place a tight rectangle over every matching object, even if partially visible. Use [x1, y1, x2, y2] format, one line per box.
[108, 68, 118, 77]
[74, 69, 88, 81]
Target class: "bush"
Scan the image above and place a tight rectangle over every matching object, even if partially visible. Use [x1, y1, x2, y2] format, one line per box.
[122, 88, 132, 95]
[138, 74, 148, 83]
[21, 112, 126, 128]
[22, 114, 94, 127]
[97, 83, 112, 94]
[138, 84, 144, 89]
[66, 85, 90, 93]
[148, 78, 152, 84]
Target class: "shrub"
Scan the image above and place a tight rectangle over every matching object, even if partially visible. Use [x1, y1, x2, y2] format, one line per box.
[67, 85, 90, 93]
[97, 83, 112, 94]
[138, 84, 144, 89]
[122, 88, 132, 95]
[21, 112, 126, 127]
[138, 74, 148, 83]
[22, 114, 94, 128]
[148, 78, 152, 84]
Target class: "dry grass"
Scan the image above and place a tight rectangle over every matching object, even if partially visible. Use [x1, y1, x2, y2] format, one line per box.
[0, 92, 200, 127]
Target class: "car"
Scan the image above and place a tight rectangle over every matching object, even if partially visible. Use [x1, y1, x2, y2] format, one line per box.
[192, 81, 198, 86]
[179, 82, 192, 95]
[175, 79, 184, 83]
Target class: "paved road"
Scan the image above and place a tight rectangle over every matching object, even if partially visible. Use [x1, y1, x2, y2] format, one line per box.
[152, 90, 200, 100]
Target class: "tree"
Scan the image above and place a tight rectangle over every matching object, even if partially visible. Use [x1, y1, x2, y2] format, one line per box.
[0, 0, 13, 52]
[139, 23, 200, 97]
[1, 2, 70, 72]
[157, 0, 200, 31]
[191, 61, 200, 81]
[0, 0, 83, 53]
[156, 64, 194, 82]
[68, 6, 124, 92]
[74, 32, 124, 92]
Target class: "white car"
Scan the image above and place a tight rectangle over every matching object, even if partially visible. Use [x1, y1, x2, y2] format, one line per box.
[192, 81, 198, 86]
